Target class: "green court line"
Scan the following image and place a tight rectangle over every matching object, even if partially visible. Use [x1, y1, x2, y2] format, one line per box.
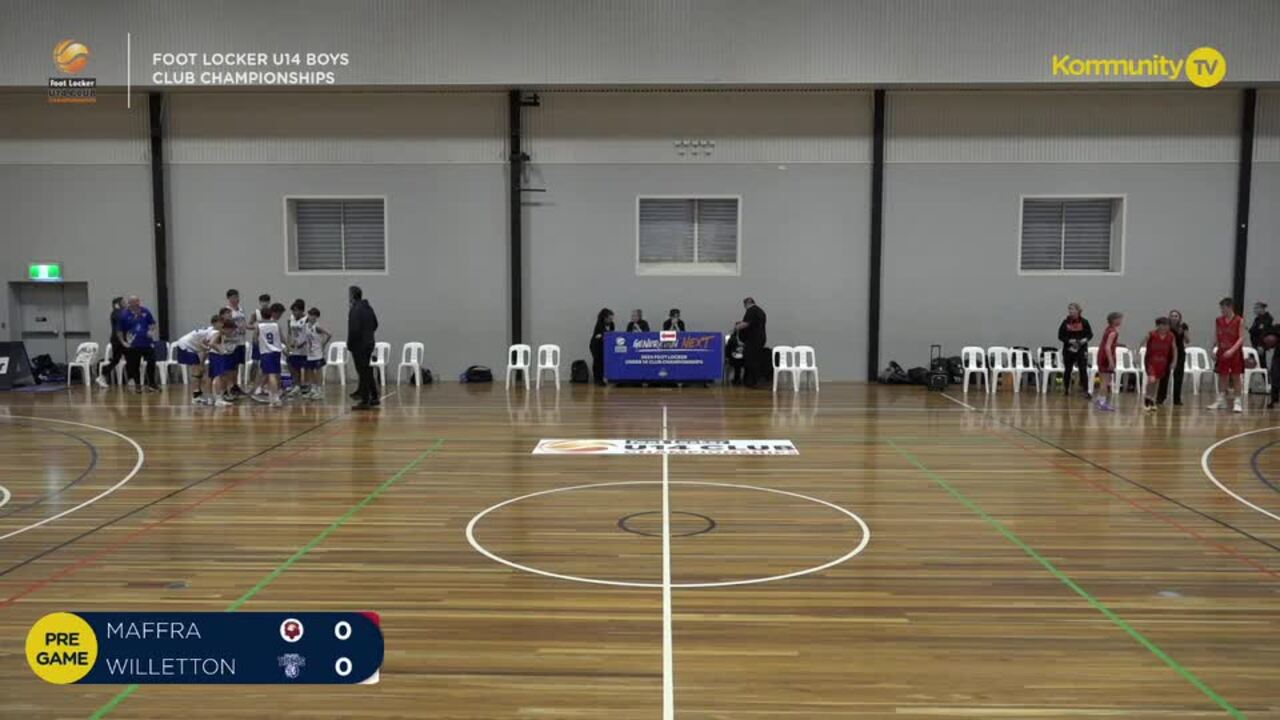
[886, 439, 1246, 719]
[88, 439, 446, 720]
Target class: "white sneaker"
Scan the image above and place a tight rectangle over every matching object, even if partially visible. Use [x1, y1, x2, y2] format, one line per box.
[1233, 398, 1244, 413]
[96, 375, 110, 388]
[1207, 397, 1226, 410]
[253, 386, 268, 397]
[269, 398, 283, 408]
[214, 397, 233, 407]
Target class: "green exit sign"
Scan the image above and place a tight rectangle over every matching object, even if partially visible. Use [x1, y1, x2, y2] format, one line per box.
[28, 263, 62, 281]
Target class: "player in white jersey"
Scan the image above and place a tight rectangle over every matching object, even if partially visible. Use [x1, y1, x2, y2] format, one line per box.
[174, 315, 224, 405]
[304, 307, 332, 400]
[207, 308, 238, 405]
[249, 303, 287, 407]
[247, 293, 272, 396]
[284, 299, 310, 398]
[222, 289, 249, 397]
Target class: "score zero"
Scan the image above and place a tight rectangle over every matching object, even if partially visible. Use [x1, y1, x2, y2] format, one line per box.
[36, 632, 89, 666]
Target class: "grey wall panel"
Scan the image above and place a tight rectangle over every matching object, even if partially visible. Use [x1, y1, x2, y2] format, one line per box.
[881, 163, 1238, 369]
[887, 91, 1240, 164]
[166, 93, 505, 164]
[0, 91, 151, 344]
[167, 164, 508, 379]
[527, 92, 872, 164]
[3, 0, 1277, 87]
[527, 164, 869, 381]
[1247, 90, 1279, 308]
[1256, 89, 1280, 162]
[0, 92, 147, 164]
[0, 165, 154, 344]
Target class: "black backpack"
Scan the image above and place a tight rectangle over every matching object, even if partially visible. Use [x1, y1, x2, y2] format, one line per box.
[460, 365, 493, 383]
[570, 360, 590, 383]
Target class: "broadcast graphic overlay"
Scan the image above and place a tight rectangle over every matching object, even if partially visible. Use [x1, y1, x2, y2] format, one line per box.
[27, 612, 383, 685]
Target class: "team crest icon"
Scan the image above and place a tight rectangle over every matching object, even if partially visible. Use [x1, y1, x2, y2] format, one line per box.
[278, 653, 306, 679]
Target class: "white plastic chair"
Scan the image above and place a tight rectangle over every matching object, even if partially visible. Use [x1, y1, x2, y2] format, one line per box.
[67, 342, 98, 386]
[535, 344, 561, 389]
[1088, 346, 1101, 390]
[772, 346, 797, 392]
[506, 344, 532, 387]
[1243, 346, 1271, 394]
[792, 345, 820, 392]
[324, 341, 348, 385]
[987, 347, 1014, 393]
[1010, 348, 1037, 393]
[370, 341, 390, 388]
[97, 344, 125, 386]
[397, 342, 425, 385]
[960, 346, 987, 393]
[1114, 347, 1141, 394]
[1138, 347, 1149, 391]
[1037, 348, 1064, 393]
[154, 342, 180, 386]
[1183, 347, 1211, 395]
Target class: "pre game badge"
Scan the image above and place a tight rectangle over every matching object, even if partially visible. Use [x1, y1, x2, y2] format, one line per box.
[27, 612, 99, 684]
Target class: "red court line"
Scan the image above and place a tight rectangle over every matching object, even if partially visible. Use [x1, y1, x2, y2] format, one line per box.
[988, 428, 1280, 582]
[0, 422, 353, 609]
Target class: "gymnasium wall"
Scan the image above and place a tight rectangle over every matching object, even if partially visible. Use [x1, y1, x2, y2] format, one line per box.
[0, 92, 153, 345]
[1248, 90, 1280, 311]
[163, 92, 510, 378]
[523, 92, 872, 380]
[5, 0, 1280, 87]
[880, 90, 1242, 369]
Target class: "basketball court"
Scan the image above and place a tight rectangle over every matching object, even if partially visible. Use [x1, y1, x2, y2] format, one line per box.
[2, 384, 1278, 717]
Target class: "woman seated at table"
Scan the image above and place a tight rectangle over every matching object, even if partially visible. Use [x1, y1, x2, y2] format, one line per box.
[626, 309, 650, 332]
[662, 308, 686, 332]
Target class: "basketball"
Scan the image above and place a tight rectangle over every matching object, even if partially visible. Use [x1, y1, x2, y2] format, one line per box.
[1265, 334, 1279, 349]
[52, 39, 89, 74]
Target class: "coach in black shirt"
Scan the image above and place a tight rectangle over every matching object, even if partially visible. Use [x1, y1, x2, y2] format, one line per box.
[348, 286, 380, 410]
[735, 297, 767, 388]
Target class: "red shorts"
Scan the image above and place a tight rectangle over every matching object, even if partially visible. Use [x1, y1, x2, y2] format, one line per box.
[1097, 355, 1114, 373]
[1145, 361, 1169, 381]
[1216, 350, 1244, 376]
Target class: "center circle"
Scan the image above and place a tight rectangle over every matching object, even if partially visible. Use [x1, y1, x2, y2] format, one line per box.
[466, 480, 870, 589]
[617, 510, 717, 538]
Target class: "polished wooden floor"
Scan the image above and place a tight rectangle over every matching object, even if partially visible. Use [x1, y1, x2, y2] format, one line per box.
[1, 381, 1279, 719]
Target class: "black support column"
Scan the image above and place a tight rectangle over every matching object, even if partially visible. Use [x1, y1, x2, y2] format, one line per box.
[147, 91, 171, 340]
[866, 89, 885, 381]
[508, 89, 525, 345]
[1232, 88, 1257, 310]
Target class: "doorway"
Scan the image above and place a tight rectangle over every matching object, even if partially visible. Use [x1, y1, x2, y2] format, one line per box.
[8, 282, 91, 365]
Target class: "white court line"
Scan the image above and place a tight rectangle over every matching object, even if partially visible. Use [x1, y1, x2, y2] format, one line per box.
[465, 480, 870, 588]
[661, 406, 674, 720]
[941, 392, 978, 410]
[0, 485, 10, 509]
[1200, 425, 1280, 524]
[0, 416, 145, 541]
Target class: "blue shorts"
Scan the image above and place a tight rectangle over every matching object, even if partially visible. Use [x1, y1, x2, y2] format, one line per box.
[252, 345, 262, 361]
[259, 352, 282, 376]
[288, 355, 308, 371]
[176, 348, 201, 366]
[232, 345, 246, 365]
[209, 353, 235, 377]
[306, 359, 326, 370]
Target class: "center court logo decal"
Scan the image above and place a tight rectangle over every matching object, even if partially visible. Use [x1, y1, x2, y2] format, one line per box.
[533, 439, 798, 456]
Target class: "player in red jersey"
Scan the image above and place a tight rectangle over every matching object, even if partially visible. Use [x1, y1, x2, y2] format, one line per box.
[1141, 317, 1176, 412]
[1209, 297, 1247, 413]
[1094, 312, 1122, 412]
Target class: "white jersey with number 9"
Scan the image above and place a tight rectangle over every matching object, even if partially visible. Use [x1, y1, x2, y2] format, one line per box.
[257, 321, 284, 354]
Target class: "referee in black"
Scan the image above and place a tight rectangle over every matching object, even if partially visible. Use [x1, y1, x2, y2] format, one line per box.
[347, 286, 380, 410]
